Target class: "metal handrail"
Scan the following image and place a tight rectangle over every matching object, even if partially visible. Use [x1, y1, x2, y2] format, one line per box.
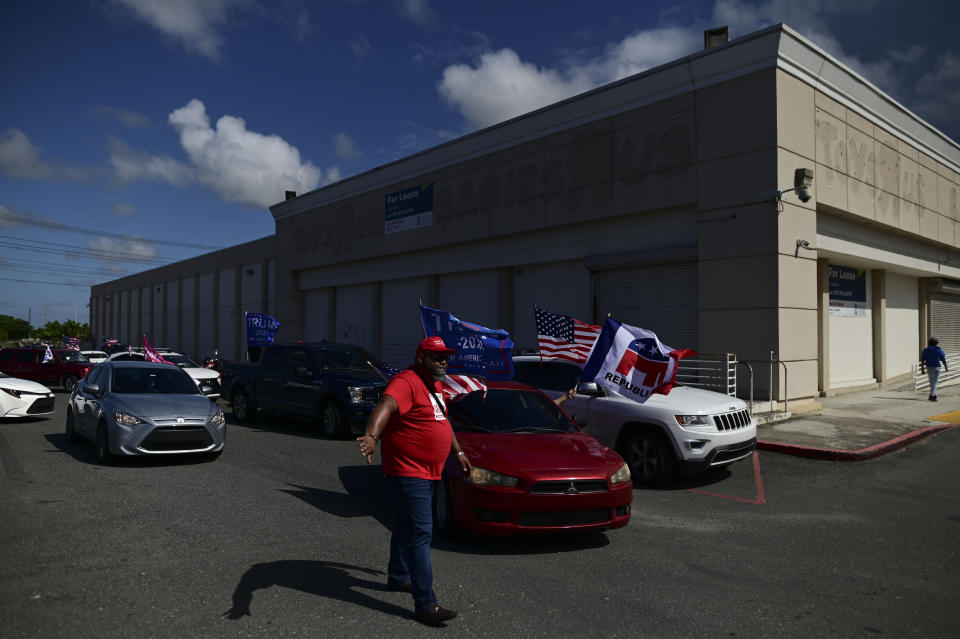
[913, 352, 958, 391]
[738, 354, 788, 414]
[737, 360, 754, 413]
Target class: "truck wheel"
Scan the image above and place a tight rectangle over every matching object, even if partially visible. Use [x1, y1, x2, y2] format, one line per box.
[621, 428, 676, 486]
[231, 389, 257, 423]
[320, 400, 346, 439]
[62, 374, 78, 393]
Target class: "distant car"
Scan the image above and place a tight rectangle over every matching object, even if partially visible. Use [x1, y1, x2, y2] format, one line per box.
[0, 372, 56, 419]
[0, 346, 92, 392]
[66, 361, 225, 464]
[433, 381, 632, 537]
[81, 350, 109, 364]
[107, 351, 221, 399]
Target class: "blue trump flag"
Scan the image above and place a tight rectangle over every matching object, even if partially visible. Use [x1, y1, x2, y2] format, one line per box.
[419, 304, 514, 380]
[246, 313, 280, 347]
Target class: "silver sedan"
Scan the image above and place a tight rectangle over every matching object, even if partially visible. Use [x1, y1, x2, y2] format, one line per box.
[66, 360, 225, 464]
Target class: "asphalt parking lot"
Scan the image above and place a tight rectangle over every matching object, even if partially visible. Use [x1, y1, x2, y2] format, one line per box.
[1, 393, 959, 638]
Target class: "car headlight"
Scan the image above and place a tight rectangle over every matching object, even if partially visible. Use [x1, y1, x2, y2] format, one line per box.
[465, 466, 519, 488]
[210, 411, 225, 426]
[675, 414, 712, 428]
[610, 462, 631, 485]
[113, 411, 143, 426]
[347, 386, 365, 403]
[1, 387, 21, 399]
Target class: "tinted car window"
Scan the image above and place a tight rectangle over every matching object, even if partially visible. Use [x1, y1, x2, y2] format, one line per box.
[513, 361, 582, 392]
[260, 346, 287, 376]
[17, 350, 37, 363]
[164, 354, 200, 368]
[111, 367, 199, 395]
[316, 345, 382, 370]
[58, 350, 89, 363]
[111, 353, 142, 361]
[447, 389, 577, 434]
[85, 366, 103, 386]
[0, 350, 13, 362]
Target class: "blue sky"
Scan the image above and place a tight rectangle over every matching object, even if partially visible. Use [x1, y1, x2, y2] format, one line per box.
[1, 0, 957, 328]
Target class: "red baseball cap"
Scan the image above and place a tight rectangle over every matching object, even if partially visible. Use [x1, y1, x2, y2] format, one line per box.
[417, 336, 456, 355]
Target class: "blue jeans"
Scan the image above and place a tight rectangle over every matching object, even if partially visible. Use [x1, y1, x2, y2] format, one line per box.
[384, 475, 438, 612]
[927, 367, 942, 396]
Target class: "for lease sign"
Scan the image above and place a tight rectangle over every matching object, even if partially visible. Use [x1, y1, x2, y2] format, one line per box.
[385, 183, 434, 234]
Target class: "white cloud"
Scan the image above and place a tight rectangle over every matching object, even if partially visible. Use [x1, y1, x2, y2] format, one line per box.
[397, 0, 432, 26]
[914, 52, 960, 123]
[168, 99, 326, 208]
[351, 33, 372, 60]
[111, 203, 139, 217]
[0, 129, 96, 181]
[108, 136, 193, 186]
[333, 132, 362, 160]
[87, 236, 159, 259]
[110, 0, 250, 61]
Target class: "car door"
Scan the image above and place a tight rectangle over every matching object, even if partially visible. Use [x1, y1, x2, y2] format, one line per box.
[0, 349, 15, 376]
[75, 366, 103, 437]
[256, 346, 288, 411]
[278, 347, 316, 415]
[16, 349, 42, 383]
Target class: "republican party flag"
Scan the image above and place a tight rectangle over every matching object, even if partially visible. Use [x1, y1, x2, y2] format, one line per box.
[581, 318, 697, 403]
[534, 307, 601, 363]
[419, 304, 514, 380]
[142, 336, 172, 365]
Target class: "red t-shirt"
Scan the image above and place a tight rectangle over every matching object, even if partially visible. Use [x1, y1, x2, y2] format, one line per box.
[381, 369, 453, 480]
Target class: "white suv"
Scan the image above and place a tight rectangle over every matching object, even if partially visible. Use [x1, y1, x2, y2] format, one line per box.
[513, 355, 756, 485]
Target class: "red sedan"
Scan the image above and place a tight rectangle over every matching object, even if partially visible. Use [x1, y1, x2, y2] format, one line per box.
[433, 381, 632, 536]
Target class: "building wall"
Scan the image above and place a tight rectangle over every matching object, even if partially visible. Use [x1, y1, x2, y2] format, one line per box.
[886, 271, 919, 377]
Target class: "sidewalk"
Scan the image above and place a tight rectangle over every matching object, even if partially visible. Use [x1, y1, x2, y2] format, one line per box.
[754, 381, 960, 461]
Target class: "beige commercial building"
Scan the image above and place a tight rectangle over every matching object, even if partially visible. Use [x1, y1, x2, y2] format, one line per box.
[91, 23, 960, 410]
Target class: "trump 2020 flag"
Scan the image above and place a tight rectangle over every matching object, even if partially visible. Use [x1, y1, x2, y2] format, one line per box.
[419, 304, 514, 380]
[246, 313, 280, 347]
[580, 318, 696, 403]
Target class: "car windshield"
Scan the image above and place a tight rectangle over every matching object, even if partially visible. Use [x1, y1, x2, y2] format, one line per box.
[447, 389, 578, 434]
[111, 367, 200, 395]
[85, 351, 108, 359]
[163, 354, 200, 368]
[315, 345, 382, 371]
[59, 350, 89, 363]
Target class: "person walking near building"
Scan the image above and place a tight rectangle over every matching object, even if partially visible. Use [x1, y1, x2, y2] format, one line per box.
[920, 337, 949, 401]
[358, 336, 471, 627]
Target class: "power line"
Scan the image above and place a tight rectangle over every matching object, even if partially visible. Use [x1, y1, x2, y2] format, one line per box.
[0, 209, 223, 250]
[0, 276, 92, 287]
[0, 235, 175, 264]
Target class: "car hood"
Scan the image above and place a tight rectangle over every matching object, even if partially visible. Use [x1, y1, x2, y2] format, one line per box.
[181, 367, 220, 381]
[320, 369, 386, 386]
[108, 393, 218, 420]
[458, 431, 623, 476]
[0, 376, 53, 394]
[636, 386, 746, 413]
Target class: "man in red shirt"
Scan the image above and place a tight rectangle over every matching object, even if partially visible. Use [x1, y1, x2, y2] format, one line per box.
[358, 336, 472, 627]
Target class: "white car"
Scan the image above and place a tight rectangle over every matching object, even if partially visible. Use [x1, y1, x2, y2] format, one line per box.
[513, 355, 757, 485]
[81, 350, 109, 364]
[107, 351, 221, 400]
[0, 372, 56, 418]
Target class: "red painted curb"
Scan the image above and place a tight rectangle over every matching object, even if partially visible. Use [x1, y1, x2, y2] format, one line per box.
[756, 423, 959, 461]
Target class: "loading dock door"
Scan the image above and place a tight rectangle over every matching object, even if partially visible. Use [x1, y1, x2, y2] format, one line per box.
[596, 263, 698, 350]
[930, 293, 960, 354]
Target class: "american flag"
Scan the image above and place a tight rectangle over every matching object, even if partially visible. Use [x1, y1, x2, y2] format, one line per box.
[62, 336, 80, 350]
[535, 307, 602, 363]
[367, 361, 486, 401]
[104, 338, 119, 347]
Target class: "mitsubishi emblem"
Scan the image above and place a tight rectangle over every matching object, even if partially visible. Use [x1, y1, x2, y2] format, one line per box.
[565, 482, 579, 495]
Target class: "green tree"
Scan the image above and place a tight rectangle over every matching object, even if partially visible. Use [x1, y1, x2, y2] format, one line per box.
[0, 314, 32, 339]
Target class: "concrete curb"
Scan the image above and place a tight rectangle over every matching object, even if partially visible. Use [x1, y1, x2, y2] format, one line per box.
[757, 423, 959, 461]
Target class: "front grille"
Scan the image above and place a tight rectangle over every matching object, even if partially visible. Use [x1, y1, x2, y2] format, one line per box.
[712, 439, 756, 463]
[713, 409, 751, 431]
[518, 509, 611, 527]
[27, 396, 55, 414]
[529, 480, 608, 495]
[140, 426, 213, 451]
[154, 417, 206, 426]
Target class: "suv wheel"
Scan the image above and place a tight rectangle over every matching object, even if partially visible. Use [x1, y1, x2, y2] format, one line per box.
[62, 374, 78, 393]
[621, 428, 676, 486]
[320, 400, 346, 439]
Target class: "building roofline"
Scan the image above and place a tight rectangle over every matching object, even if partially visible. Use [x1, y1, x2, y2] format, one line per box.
[270, 22, 959, 222]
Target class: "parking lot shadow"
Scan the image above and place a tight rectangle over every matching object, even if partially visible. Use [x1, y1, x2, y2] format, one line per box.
[280, 464, 392, 528]
[44, 432, 218, 467]
[225, 410, 328, 440]
[223, 560, 410, 621]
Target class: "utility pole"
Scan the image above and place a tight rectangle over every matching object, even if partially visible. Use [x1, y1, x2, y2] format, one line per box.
[45, 305, 48, 325]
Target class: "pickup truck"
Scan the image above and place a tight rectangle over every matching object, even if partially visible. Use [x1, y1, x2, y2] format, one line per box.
[220, 342, 387, 438]
[513, 355, 757, 485]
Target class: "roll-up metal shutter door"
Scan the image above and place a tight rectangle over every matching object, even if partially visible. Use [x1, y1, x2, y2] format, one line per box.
[596, 263, 698, 350]
[930, 293, 960, 355]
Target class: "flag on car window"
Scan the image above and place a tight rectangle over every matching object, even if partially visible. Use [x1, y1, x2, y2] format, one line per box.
[142, 336, 172, 365]
[581, 318, 696, 403]
[42, 345, 54, 363]
[419, 304, 514, 380]
[534, 307, 602, 363]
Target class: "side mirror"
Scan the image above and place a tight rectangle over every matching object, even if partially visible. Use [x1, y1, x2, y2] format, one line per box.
[295, 366, 311, 379]
[85, 383, 100, 396]
[577, 382, 603, 397]
[199, 384, 214, 395]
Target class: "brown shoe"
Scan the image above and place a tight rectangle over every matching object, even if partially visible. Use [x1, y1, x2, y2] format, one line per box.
[387, 581, 412, 593]
[415, 604, 457, 626]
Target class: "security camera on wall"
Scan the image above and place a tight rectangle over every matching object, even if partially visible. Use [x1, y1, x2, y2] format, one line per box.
[794, 167, 813, 203]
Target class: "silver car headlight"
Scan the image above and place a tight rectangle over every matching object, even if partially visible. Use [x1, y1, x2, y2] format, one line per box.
[347, 386, 365, 403]
[113, 411, 143, 426]
[610, 462, 631, 484]
[675, 414, 712, 430]
[210, 411, 225, 426]
[466, 466, 519, 488]
[1, 387, 21, 399]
